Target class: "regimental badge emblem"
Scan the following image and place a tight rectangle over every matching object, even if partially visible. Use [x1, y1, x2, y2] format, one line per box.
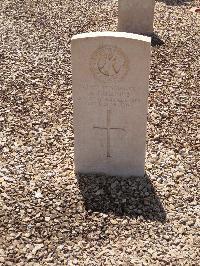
[90, 46, 129, 82]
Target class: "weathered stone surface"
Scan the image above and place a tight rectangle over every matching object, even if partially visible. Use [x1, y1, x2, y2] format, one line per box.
[118, 0, 155, 34]
[71, 32, 151, 177]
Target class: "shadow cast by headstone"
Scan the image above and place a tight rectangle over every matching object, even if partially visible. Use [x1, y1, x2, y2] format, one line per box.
[77, 173, 166, 223]
[156, 0, 194, 6]
[138, 33, 164, 47]
[150, 33, 165, 47]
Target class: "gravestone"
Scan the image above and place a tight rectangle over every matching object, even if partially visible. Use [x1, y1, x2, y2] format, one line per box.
[118, 0, 155, 34]
[71, 32, 151, 177]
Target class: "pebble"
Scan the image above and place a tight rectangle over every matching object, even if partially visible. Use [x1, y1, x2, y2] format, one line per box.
[45, 217, 51, 222]
[0, 257, 5, 263]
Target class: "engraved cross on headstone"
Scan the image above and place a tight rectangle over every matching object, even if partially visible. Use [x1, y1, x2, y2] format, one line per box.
[94, 110, 125, 158]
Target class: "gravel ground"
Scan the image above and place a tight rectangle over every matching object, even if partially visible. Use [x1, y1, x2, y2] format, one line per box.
[0, 0, 199, 265]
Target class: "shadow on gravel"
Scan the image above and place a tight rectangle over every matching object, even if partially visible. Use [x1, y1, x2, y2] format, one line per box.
[77, 174, 166, 223]
[150, 33, 165, 47]
[157, 0, 194, 5]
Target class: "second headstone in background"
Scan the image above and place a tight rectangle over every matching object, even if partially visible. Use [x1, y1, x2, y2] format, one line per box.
[118, 0, 155, 35]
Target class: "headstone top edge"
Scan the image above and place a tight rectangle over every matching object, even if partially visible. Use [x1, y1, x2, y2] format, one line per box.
[71, 31, 151, 43]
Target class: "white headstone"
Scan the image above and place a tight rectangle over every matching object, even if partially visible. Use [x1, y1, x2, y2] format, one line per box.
[118, 0, 155, 34]
[71, 32, 151, 177]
